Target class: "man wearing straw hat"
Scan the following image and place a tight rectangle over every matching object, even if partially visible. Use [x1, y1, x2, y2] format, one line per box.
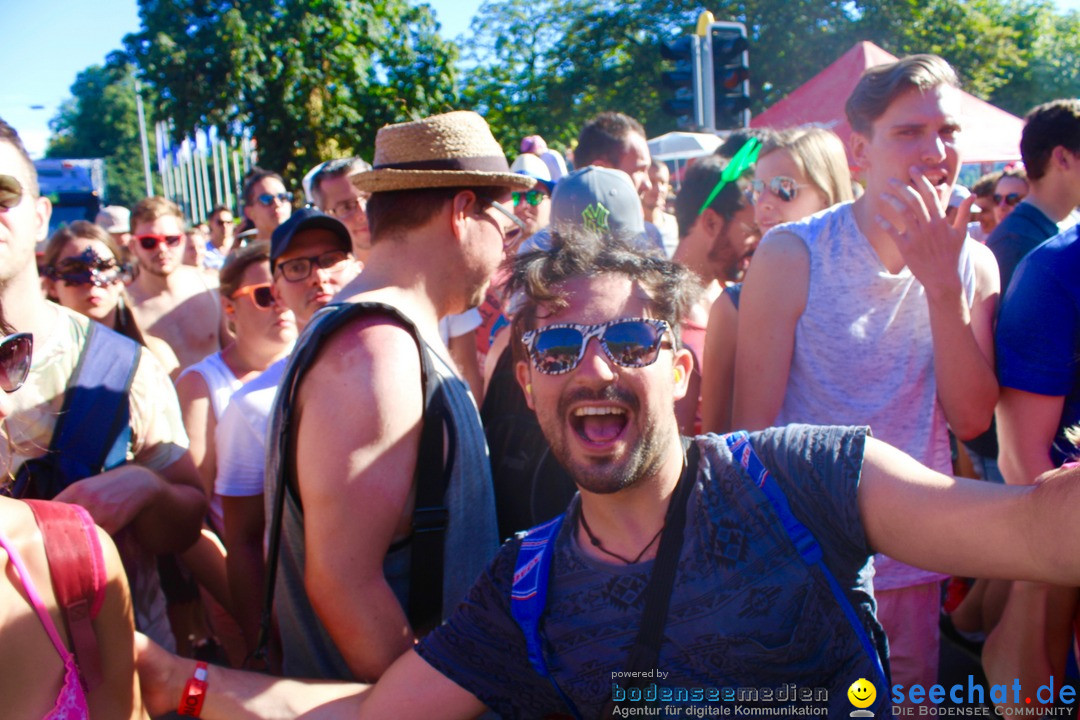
[263, 110, 532, 682]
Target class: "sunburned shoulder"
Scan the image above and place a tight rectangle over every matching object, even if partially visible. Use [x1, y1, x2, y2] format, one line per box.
[302, 312, 426, 386]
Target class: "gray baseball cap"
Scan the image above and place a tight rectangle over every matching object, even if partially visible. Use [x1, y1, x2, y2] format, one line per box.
[519, 166, 652, 254]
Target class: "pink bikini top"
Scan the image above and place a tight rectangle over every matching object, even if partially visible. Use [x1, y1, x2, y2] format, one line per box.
[0, 529, 90, 719]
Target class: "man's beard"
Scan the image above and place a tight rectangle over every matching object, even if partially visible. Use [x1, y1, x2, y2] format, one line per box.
[540, 383, 671, 495]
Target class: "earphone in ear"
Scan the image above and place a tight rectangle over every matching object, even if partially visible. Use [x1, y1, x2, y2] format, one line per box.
[673, 367, 683, 384]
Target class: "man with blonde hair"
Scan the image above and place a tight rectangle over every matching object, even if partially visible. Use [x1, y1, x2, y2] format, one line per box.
[126, 196, 225, 372]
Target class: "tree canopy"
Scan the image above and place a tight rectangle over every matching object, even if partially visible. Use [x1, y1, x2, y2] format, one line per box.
[48, 0, 1080, 204]
[46, 60, 156, 208]
[122, 0, 458, 185]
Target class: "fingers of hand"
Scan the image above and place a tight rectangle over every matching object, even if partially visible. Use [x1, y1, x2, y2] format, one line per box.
[908, 168, 944, 219]
[953, 193, 977, 233]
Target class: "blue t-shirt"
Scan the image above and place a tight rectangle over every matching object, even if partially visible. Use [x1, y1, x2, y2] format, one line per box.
[985, 201, 1059, 294]
[996, 226, 1080, 466]
[416, 425, 885, 719]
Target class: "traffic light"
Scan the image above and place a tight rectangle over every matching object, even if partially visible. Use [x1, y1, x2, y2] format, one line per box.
[660, 34, 703, 129]
[707, 21, 751, 129]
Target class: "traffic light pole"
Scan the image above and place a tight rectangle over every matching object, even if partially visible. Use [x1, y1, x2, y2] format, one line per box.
[697, 12, 716, 132]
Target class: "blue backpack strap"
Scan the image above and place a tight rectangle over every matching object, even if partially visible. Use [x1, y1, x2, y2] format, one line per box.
[510, 513, 582, 719]
[6, 322, 139, 500]
[723, 431, 890, 696]
[62, 322, 138, 475]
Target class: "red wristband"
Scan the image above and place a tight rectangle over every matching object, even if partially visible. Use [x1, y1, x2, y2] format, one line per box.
[177, 661, 209, 717]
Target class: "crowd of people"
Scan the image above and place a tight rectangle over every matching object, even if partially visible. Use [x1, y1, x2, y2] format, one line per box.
[1, 50, 1080, 719]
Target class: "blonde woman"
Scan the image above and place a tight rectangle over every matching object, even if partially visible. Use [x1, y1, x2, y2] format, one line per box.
[701, 127, 853, 433]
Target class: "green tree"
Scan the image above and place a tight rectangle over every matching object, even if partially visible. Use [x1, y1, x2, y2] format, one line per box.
[46, 60, 155, 208]
[985, 0, 1080, 116]
[124, 0, 459, 187]
[460, 0, 862, 145]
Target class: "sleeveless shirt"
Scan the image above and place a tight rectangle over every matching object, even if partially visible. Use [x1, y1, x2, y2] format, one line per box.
[269, 302, 499, 680]
[774, 202, 977, 590]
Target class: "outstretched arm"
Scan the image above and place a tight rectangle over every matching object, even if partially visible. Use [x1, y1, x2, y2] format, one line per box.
[136, 638, 486, 720]
[859, 437, 1080, 584]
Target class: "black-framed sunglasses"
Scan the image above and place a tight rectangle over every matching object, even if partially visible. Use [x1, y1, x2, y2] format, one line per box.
[257, 192, 294, 207]
[993, 192, 1025, 207]
[231, 283, 275, 309]
[751, 176, 805, 203]
[136, 233, 183, 250]
[512, 189, 547, 207]
[521, 318, 673, 376]
[275, 249, 349, 282]
[0, 332, 33, 393]
[0, 174, 23, 210]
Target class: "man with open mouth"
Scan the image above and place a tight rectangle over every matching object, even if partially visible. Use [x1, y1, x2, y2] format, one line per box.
[136, 233, 1080, 720]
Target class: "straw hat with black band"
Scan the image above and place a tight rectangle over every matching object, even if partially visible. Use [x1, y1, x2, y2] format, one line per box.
[351, 111, 536, 193]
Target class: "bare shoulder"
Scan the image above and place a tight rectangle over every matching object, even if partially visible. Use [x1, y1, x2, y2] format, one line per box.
[741, 230, 810, 315]
[298, 313, 425, 416]
[752, 229, 811, 269]
[174, 366, 211, 404]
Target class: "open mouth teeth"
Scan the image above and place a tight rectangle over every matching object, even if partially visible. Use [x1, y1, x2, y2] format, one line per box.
[571, 406, 628, 444]
[573, 407, 626, 417]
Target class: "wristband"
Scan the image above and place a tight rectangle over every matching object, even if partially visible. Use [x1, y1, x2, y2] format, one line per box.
[177, 661, 209, 717]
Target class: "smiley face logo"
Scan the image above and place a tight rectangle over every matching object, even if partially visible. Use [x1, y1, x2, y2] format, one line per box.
[847, 678, 876, 709]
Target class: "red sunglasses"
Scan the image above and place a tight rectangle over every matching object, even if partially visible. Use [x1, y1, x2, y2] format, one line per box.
[136, 233, 183, 250]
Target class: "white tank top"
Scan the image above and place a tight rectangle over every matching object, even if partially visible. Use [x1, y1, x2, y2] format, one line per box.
[178, 351, 242, 532]
[179, 351, 242, 422]
[772, 202, 978, 589]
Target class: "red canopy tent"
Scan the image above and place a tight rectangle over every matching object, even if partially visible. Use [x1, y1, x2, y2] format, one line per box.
[750, 41, 1023, 165]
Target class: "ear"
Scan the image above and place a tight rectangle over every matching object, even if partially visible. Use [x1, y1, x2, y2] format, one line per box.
[1054, 145, 1076, 172]
[514, 358, 535, 410]
[849, 131, 871, 174]
[449, 190, 479, 242]
[698, 208, 723, 239]
[34, 195, 52, 243]
[671, 346, 694, 401]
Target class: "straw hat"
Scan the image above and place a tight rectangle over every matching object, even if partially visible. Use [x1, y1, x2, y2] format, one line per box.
[351, 111, 536, 193]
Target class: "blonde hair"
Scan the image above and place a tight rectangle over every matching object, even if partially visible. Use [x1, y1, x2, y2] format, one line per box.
[130, 196, 184, 231]
[760, 127, 854, 207]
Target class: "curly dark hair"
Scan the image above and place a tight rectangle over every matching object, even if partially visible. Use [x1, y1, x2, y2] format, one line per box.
[506, 231, 702, 363]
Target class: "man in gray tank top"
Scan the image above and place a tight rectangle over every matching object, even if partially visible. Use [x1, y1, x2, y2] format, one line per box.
[266, 111, 533, 681]
[734, 55, 1000, 696]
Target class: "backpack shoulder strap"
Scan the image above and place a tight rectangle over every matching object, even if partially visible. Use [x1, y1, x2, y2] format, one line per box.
[51, 321, 140, 478]
[23, 499, 107, 693]
[722, 431, 889, 694]
[510, 513, 581, 718]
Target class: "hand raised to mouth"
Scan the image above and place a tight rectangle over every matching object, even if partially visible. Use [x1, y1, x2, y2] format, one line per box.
[874, 167, 974, 297]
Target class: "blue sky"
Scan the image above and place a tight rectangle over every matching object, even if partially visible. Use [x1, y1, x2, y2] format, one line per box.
[4, 0, 1079, 158]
